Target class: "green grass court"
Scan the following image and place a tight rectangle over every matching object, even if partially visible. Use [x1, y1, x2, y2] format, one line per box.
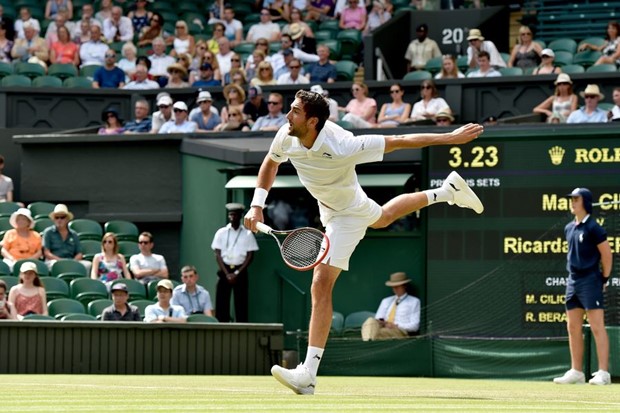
[3, 375, 618, 412]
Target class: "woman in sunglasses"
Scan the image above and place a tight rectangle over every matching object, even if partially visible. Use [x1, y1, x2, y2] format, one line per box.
[98, 107, 124, 135]
[409, 79, 449, 122]
[507, 25, 542, 70]
[377, 83, 411, 127]
[250, 61, 277, 86]
[340, 81, 377, 128]
[533, 73, 578, 123]
[91, 232, 131, 284]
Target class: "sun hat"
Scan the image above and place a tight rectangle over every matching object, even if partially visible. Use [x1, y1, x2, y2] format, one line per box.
[172, 101, 188, 112]
[467, 28, 484, 41]
[19, 262, 38, 274]
[579, 84, 604, 100]
[196, 91, 213, 103]
[385, 272, 411, 287]
[541, 48, 555, 57]
[48, 204, 74, 221]
[289, 23, 303, 40]
[10, 208, 34, 229]
[434, 108, 455, 122]
[166, 62, 188, 77]
[554, 73, 572, 85]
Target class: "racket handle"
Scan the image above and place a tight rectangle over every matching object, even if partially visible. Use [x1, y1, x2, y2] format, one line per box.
[255, 222, 273, 235]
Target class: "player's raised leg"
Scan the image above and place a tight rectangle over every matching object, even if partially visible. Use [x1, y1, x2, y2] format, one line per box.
[271, 263, 341, 395]
[371, 171, 483, 229]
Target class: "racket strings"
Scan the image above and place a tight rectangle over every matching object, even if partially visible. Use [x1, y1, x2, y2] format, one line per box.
[281, 229, 325, 269]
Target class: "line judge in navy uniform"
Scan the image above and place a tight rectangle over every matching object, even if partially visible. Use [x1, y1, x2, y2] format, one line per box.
[211, 203, 259, 322]
[553, 188, 612, 385]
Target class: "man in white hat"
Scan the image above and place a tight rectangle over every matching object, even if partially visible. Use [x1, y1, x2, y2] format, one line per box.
[1, 208, 41, 269]
[466, 28, 505, 69]
[190, 91, 222, 132]
[567, 84, 608, 124]
[150, 94, 173, 133]
[42, 204, 91, 272]
[310, 84, 339, 122]
[361, 272, 421, 341]
[290, 22, 316, 55]
[211, 203, 258, 322]
[158, 101, 198, 134]
[434, 108, 455, 126]
[144, 279, 187, 323]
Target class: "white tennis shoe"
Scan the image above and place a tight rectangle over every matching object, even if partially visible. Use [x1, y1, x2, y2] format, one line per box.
[589, 370, 611, 385]
[271, 364, 316, 395]
[553, 369, 585, 384]
[442, 171, 484, 214]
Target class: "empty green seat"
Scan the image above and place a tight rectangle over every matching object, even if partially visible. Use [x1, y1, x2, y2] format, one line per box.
[69, 219, 103, 241]
[457, 55, 469, 72]
[0, 202, 20, 217]
[15, 62, 46, 79]
[51, 259, 88, 284]
[0, 75, 31, 87]
[78, 65, 101, 79]
[47, 63, 78, 80]
[499, 67, 523, 76]
[343, 310, 375, 335]
[336, 29, 362, 61]
[586, 64, 617, 73]
[335, 60, 357, 81]
[403, 70, 432, 81]
[80, 240, 102, 261]
[322, 39, 341, 60]
[33, 217, 54, 233]
[318, 20, 339, 33]
[553, 51, 573, 67]
[48, 298, 86, 320]
[70, 278, 108, 306]
[186, 314, 219, 323]
[0, 61, 13, 78]
[118, 241, 139, 261]
[424, 56, 443, 74]
[40, 276, 70, 301]
[27, 201, 56, 220]
[63, 76, 93, 88]
[572, 50, 602, 67]
[129, 299, 155, 319]
[87, 298, 112, 319]
[548, 38, 577, 54]
[0, 260, 11, 276]
[22, 314, 56, 321]
[104, 220, 139, 242]
[32, 75, 63, 88]
[61, 313, 97, 321]
[110, 279, 146, 301]
[578, 37, 606, 49]
[560, 64, 585, 74]
[0, 275, 18, 290]
[314, 30, 335, 42]
[234, 42, 255, 55]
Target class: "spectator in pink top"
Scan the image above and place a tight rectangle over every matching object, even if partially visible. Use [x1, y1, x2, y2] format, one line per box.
[341, 81, 377, 128]
[49, 25, 79, 66]
[339, 0, 367, 30]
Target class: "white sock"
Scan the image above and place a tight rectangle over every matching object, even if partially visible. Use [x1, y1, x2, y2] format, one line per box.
[303, 346, 324, 377]
[423, 187, 452, 205]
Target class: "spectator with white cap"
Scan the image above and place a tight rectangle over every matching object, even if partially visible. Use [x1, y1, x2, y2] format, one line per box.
[466, 28, 505, 69]
[532, 48, 561, 75]
[190, 91, 222, 132]
[311, 84, 339, 122]
[159, 101, 198, 133]
[1, 208, 41, 270]
[150, 93, 173, 133]
[533, 73, 577, 123]
[8, 262, 48, 319]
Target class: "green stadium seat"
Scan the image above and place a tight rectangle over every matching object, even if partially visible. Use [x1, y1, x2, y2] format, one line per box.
[572, 50, 602, 67]
[104, 220, 139, 242]
[499, 67, 524, 76]
[269, 41, 281, 54]
[80, 240, 102, 261]
[314, 30, 335, 42]
[336, 120, 354, 129]
[318, 20, 339, 33]
[322, 39, 341, 60]
[553, 51, 573, 67]
[150, 1, 175, 13]
[69, 219, 103, 241]
[15, 62, 46, 79]
[61, 313, 97, 321]
[110, 279, 146, 301]
[188, 22, 204, 35]
[118, 241, 139, 261]
[48, 298, 86, 320]
[0, 275, 18, 291]
[0, 201, 20, 217]
[51, 259, 88, 284]
[534, 39, 546, 49]
[129, 299, 155, 319]
[27, 201, 56, 220]
[63, 76, 93, 88]
[424, 56, 443, 74]
[499, 52, 510, 64]
[234, 42, 255, 55]
[13, 259, 49, 277]
[586, 64, 617, 73]
[578, 37, 606, 50]
[335, 60, 357, 81]
[598, 102, 614, 111]
[47, 63, 78, 80]
[33, 218, 54, 234]
[457, 55, 469, 72]
[159, 11, 179, 25]
[403, 70, 432, 81]
[336, 29, 362, 61]
[0, 61, 13, 78]
[1, 74, 32, 87]
[0, 260, 11, 276]
[87, 298, 112, 319]
[40, 276, 70, 301]
[331, 311, 344, 335]
[186, 314, 219, 323]
[560, 64, 585, 74]
[243, 13, 261, 25]
[548, 38, 577, 54]
[0, 217, 11, 239]
[178, 2, 200, 14]
[182, 12, 207, 28]
[343, 310, 375, 335]
[70, 278, 108, 306]
[32, 75, 63, 88]
[79, 65, 101, 79]
[22, 314, 56, 321]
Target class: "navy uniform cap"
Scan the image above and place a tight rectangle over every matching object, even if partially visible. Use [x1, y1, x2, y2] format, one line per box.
[566, 188, 593, 213]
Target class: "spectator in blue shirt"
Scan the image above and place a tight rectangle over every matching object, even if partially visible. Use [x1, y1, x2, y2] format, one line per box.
[123, 98, 152, 134]
[159, 101, 198, 133]
[251, 92, 287, 131]
[144, 279, 187, 323]
[190, 91, 221, 132]
[306, 43, 337, 83]
[567, 84, 609, 124]
[191, 63, 221, 87]
[171, 265, 214, 316]
[93, 48, 126, 88]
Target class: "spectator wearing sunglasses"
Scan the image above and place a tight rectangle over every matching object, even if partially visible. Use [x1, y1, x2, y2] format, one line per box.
[507, 25, 542, 70]
[151, 94, 174, 133]
[245, 8, 281, 43]
[252, 93, 287, 132]
[466, 28, 505, 69]
[159, 101, 198, 133]
[409, 79, 449, 122]
[129, 232, 169, 285]
[377, 83, 411, 127]
[277, 58, 309, 85]
[92, 48, 125, 88]
[567, 84, 609, 124]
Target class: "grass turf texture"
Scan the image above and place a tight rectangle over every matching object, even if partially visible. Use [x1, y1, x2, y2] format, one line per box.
[3, 375, 619, 412]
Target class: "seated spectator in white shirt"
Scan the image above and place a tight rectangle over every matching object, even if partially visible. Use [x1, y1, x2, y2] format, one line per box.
[79, 24, 107, 67]
[410, 79, 449, 122]
[361, 272, 421, 341]
[150, 94, 174, 133]
[246, 8, 280, 43]
[103, 6, 133, 43]
[466, 51, 502, 78]
[466, 28, 506, 69]
[158, 101, 198, 133]
[123, 64, 159, 90]
[610, 87, 620, 121]
[148, 37, 175, 78]
[129, 231, 169, 285]
[251, 93, 287, 131]
[14, 7, 40, 39]
[144, 279, 187, 323]
[277, 58, 309, 85]
[567, 84, 609, 124]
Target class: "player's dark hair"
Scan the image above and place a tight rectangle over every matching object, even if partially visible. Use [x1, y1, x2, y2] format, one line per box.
[295, 89, 330, 132]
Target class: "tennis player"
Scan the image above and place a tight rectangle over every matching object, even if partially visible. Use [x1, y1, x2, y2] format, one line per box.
[553, 188, 612, 385]
[244, 90, 484, 395]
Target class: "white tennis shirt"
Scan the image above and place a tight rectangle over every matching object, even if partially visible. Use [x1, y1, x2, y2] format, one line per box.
[269, 121, 385, 212]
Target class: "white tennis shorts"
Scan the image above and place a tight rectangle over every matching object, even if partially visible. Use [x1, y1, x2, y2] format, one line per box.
[318, 198, 383, 271]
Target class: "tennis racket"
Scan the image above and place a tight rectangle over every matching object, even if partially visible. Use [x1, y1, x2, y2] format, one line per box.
[255, 222, 330, 271]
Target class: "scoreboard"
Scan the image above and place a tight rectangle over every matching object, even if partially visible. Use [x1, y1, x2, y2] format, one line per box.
[426, 129, 620, 337]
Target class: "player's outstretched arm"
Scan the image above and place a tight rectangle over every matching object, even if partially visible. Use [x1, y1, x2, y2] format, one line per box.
[244, 155, 280, 232]
[383, 123, 484, 153]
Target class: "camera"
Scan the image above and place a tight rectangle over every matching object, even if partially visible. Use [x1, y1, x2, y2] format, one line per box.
[0, 300, 5, 310]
